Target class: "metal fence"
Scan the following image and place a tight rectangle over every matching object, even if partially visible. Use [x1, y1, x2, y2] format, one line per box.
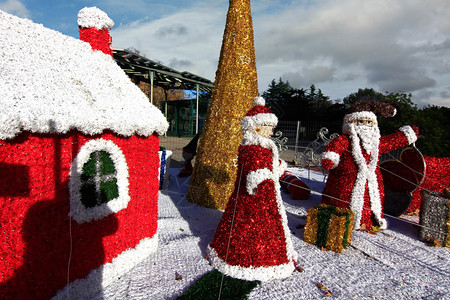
[272, 120, 342, 166]
[274, 120, 342, 145]
[160, 120, 342, 168]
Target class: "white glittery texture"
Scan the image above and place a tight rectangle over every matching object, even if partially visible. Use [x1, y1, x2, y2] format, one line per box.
[321, 151, 340, 169]
[0, 10, 168, 140]
[85, 167, 450, 299]
[77, 7, 114, 30]
[399, 125, 418, 145]
[53, 234, 158, 299]
[347, 124, 385, 230]
[246, 168, 272, 195]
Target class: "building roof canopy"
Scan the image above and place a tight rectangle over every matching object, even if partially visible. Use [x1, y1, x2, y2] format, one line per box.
[112, 49, 214, 92]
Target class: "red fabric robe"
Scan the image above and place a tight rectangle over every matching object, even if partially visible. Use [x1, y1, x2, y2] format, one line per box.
[321, 126, 418, 229]
[208, 134, 297, 281]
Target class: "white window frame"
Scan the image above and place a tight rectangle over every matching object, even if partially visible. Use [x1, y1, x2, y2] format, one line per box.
[69, 138, 130, 224]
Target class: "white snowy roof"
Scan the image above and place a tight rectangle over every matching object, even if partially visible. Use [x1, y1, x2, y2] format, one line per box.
[0, 10, 168, 140]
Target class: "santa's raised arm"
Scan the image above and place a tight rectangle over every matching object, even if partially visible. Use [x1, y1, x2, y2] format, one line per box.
[321, 100, 418, 230]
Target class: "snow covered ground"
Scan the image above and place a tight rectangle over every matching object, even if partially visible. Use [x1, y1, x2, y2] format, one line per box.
[92, 168, 450, 299]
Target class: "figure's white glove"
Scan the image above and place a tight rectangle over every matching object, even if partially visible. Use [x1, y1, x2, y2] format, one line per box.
[246, 168, 272, 195]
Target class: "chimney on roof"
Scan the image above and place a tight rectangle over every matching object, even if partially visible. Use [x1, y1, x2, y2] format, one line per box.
[78, 7, 114, 56]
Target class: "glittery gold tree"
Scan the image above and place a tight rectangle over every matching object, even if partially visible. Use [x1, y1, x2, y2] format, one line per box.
[186, 0, 258, 209]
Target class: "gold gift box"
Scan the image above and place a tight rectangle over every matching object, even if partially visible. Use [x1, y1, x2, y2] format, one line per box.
[304, 204, 354, 253]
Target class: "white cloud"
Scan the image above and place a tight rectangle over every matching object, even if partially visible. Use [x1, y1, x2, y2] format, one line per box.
[0, 0, 30, 18]
[110, 0, 450, 107]
[111, 4, 226, 78]
[251, 0, 450, 106]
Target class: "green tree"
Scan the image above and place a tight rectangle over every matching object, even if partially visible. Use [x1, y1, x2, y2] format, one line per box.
[307, 84, 333, 120]
[414, 105, 450, 157]
[342, 88, 385, 106]
[262, 78, 301, 119]
[262, 78, 296, 103]
[262, 79, 334, 121]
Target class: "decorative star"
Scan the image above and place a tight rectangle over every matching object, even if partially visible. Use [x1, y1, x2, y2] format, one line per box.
[239, 55, 251, 65]
[233, 156, 238, 167]
[226, 32, 236, 44]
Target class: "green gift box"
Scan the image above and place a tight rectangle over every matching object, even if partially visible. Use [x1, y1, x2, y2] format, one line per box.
[304, 204, 354, 253]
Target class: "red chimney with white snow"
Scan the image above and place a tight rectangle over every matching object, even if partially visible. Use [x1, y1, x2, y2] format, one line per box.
[78, 7, 114, 56]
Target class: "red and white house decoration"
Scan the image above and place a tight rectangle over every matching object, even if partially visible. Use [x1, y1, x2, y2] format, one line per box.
[0, 8, 168, 300]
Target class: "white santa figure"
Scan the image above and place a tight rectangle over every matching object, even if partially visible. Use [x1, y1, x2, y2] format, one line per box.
[321, 100, 419, 230]
[207, 97, 298, 281]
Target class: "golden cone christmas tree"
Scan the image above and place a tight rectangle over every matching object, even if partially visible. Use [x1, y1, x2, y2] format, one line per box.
[187, 0, 258, 209]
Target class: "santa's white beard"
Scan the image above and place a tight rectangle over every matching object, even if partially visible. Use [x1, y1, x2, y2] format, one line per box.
[353, 124, 380, 154]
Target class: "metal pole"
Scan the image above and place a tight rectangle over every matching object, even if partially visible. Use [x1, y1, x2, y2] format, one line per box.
[149, 71, 154, 104]
[196, 84, 199, 134]
[164, 101, 168, 137]
[295, 120, 300, 156]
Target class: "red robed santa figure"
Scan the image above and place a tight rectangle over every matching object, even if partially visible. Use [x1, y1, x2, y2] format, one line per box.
[207, 97, 298, 281]
[321, 100, 419, 230]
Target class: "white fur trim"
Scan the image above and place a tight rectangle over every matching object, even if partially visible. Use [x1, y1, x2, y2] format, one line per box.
[321, 151, 340, 169]
[277, 159, 287, 177]
[69, 139, 130, 224]
[253, 96, 265, 106]
[273, 170, 298, 264]
[241, 113, 278, 131]
[246, 168, 272, 195]
[399, 125, 417, 145]
[378, 218, 387, 230]
[347, 124, 385, 229]
[343, 111, 377, 125]
[207, 245, 295, 282]
[52, 234, 158, 299]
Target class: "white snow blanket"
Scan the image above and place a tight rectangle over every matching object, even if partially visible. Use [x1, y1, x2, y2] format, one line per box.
[91, 168, 450, 299]
[0, 10, 168, 140]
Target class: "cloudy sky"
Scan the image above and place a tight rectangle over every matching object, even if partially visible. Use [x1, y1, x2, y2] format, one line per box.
[2, 0, 450, 108]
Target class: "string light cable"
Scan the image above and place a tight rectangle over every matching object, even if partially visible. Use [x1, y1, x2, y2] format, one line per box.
[217, 163, 245, 300]
[279, 171, 446, 235]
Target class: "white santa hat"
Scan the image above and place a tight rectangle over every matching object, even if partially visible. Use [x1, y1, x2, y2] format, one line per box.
[241, 97, 278, 132]
[343, 100, 397, 133]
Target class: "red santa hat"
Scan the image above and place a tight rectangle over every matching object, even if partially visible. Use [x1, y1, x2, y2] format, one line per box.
[343, 100, 396, 126]
[241, 97, 278, 132]
[342, 100, 396, 135]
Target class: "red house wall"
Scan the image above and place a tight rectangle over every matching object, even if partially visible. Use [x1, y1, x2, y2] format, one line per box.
[0, 131, 160, 299]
